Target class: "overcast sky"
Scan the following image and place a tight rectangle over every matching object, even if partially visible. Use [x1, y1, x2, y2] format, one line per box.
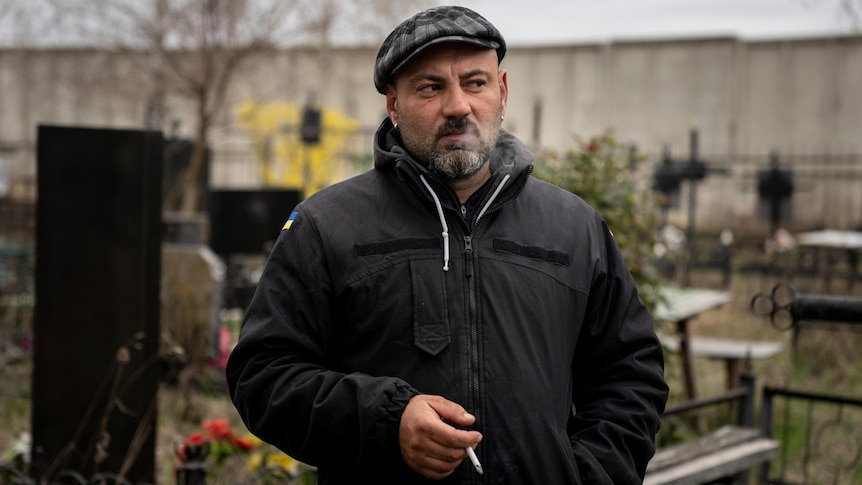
[0, 0, 856, 48]
[451, 0, 857, 45]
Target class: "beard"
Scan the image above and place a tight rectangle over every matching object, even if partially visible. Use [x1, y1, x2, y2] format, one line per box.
[427, 119, 490, 179]
[397, 111, 501, 180]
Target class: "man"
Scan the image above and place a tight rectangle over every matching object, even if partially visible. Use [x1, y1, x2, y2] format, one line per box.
[227, 6, 668, 484]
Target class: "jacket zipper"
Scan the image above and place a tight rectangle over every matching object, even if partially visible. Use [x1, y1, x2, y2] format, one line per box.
[464, 234, 483, 480]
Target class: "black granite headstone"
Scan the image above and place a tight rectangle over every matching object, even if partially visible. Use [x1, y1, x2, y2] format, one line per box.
[33, 125, 162, 483]
[208, 189, 300, 256]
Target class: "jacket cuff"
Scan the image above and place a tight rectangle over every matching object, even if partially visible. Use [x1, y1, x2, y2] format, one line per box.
[384, 382, 420, 457]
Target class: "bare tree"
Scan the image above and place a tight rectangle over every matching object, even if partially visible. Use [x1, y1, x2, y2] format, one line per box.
[299, 0, 441, 96]
[1, 0, 441, 213]
[801, 0, 862, 31]
[0, 0, 305, 212]
[839, 0, 862, 28]
[137, 0, 303, 212]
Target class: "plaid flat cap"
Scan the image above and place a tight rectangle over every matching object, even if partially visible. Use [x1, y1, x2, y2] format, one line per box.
[374, 6, 506, 94]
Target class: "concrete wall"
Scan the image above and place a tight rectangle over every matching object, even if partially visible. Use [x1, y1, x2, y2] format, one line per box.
[2, 35, 861, 230]
[504, 35, 862, 156]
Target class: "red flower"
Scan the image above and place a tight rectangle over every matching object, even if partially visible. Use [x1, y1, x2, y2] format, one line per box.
[203, 418, 235, 439]
[185, 432, 208, 446]
[175, 417, 253, 475]
[233, 437, 255, 451]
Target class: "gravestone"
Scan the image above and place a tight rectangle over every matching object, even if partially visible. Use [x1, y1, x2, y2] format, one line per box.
[208, 189, 300, 257]
[161, 243, 225, 374]
[33, 125, 162, 483]
[757, 153, 794, 231]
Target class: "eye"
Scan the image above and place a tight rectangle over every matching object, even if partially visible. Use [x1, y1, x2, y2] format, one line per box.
[417, 84, 441, 94]
[464, 79, 487, 91]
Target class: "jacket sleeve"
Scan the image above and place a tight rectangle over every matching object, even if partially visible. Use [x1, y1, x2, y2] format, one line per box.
[225, 206, 419, 467]
[568, 214, 669, 483]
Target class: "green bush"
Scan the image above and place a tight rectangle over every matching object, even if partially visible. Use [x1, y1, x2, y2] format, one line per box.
[532, 134, 662, 314]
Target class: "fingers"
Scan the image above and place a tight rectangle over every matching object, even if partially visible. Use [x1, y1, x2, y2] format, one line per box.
[426, 395, 477, 428]
[399, 394, 483, 479]
[403, 441, 471, 480]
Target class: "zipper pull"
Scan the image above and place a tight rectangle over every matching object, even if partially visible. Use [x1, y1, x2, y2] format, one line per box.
[464, 236, 474, 278]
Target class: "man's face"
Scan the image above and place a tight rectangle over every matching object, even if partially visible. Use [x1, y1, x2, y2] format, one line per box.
[386, 43, 508, 179]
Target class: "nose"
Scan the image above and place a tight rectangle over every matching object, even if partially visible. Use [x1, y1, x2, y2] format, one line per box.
[440, 86, 470, 119]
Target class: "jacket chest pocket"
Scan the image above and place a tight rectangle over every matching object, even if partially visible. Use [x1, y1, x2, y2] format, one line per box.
[410, 259, 451, 355]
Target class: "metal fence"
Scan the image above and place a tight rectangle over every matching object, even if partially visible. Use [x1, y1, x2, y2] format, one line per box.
[2, 133, 861, 235]
[760, 386, 862, 484]
[655, 151, 862, 236]
[205, 135, 862, 235]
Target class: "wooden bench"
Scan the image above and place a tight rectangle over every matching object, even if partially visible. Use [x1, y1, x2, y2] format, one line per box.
[653, 286, 734, 402]
[645, 425, 779, 485]
[659, 335, 784, 392]
[648, 372, 780, 485]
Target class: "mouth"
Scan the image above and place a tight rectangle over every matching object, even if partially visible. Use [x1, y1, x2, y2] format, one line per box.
[438, 136, 476, 153]
[438, 127, 479, 146]
[440, 131, 470, 142]
[437, 119, 479, 144]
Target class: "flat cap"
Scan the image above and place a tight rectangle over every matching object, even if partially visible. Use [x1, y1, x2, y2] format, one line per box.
[374, 6, 506, 94]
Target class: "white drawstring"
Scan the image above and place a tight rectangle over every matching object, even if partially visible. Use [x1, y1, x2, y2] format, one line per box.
[420, 175, 450, 271]
[419, 172, 511, 272]
[476, 174, 510, 224]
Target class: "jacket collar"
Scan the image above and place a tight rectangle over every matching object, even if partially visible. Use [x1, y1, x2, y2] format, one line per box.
[372, 117, 534, 215]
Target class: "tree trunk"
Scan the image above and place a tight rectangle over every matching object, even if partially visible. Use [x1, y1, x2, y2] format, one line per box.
[179, 92, 209, 214]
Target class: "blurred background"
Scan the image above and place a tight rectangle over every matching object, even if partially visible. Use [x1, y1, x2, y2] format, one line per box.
[1, 1, 861, 484]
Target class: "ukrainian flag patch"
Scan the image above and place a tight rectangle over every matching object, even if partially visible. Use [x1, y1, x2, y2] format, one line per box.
[283, 212, 298, 230]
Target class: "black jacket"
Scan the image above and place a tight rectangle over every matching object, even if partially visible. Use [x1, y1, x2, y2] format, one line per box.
[226, 118, 668, 484]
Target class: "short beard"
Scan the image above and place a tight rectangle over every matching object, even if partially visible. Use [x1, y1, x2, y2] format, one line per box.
[426, 117, 494, 179]
[428, 141, 489, 179]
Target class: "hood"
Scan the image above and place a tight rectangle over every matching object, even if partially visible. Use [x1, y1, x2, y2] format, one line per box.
[371, 117, 535, 273]
[372, 117, 534, 176]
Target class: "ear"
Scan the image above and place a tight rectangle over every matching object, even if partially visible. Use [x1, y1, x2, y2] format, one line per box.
[499, 69, 508, 118]
[385, 85, 398, 126]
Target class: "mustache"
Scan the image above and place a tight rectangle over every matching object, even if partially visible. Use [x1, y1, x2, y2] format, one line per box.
[436, 117, 479, 138]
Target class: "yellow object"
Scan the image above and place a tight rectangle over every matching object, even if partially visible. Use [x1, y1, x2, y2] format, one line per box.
[235, 100, 360, 196]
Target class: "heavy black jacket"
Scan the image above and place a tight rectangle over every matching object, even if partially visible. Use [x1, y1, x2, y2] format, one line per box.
[226, 118, 668, 484]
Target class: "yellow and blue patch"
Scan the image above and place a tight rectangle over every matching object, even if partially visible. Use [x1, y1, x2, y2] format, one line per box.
[283, 212, 298, 231]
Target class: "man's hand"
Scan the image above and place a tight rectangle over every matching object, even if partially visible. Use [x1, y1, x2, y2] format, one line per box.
[399, 394, 483, 479]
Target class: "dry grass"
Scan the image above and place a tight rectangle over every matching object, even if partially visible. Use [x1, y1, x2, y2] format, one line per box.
[657, 259, 862, 482]
[667, 262, 862, 393]
[154, 368, 250, 485]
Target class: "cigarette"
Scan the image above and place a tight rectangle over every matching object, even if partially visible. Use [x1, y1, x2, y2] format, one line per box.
[466, 446, 483, 475]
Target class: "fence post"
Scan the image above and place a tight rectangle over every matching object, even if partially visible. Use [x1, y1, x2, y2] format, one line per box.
[759, 386, 775, 484]
[732, 372, 758, 485]
[175, 443, 208, 485]
[737, 372, 756, 428]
